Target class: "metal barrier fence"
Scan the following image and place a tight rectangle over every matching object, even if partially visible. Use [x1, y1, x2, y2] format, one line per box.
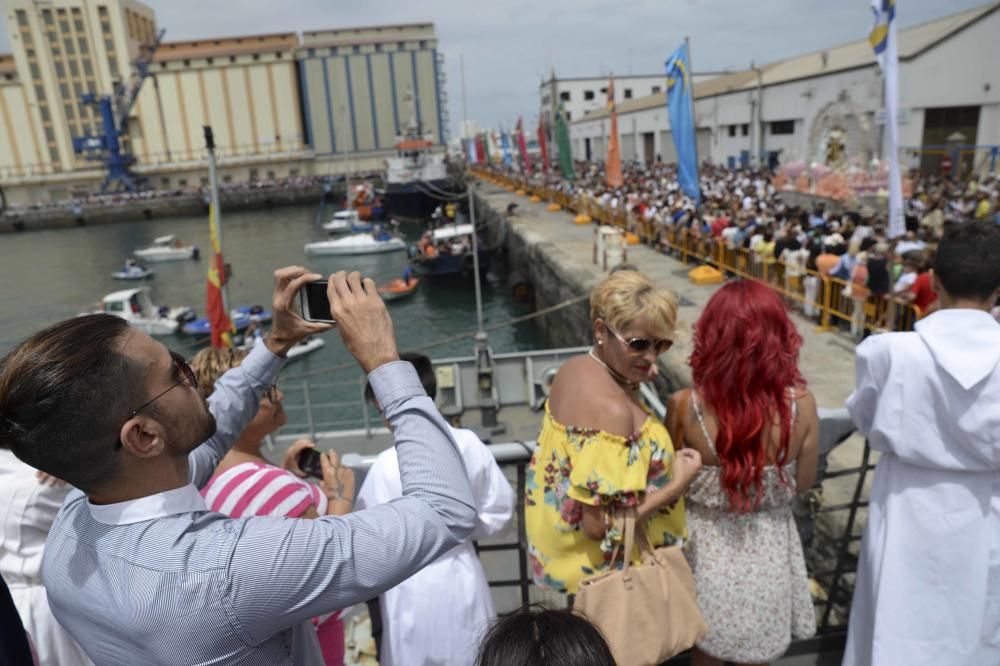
[472, 167, 921, 336]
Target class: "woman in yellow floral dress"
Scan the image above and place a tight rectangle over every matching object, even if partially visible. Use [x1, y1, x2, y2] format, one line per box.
[526, 270, 702, 596]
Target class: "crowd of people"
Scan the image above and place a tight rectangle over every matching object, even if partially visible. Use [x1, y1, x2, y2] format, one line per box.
[499, 159, 1000, 328]
[3, 172, 384, 213]
[0, 211, 998, 663]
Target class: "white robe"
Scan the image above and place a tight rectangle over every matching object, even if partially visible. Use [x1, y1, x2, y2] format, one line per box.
[0, 451, 93, 666]
[355, 426, 514, 666]
[844, 309, 1000, 666]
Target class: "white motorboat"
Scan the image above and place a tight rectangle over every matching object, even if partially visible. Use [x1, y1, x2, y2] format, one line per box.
[240, 335, 325, 361]
[304, 232, 406, 256]
[91, 287, 196, 336]
[134, 235, 200, 262]
[322, 210, 373, 234]
[112, 261, 155, 280]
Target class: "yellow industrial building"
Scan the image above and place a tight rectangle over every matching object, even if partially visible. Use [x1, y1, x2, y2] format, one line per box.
[0, 0, 447, 204]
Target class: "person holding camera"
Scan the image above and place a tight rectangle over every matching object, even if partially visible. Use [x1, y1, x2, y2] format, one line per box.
[0, 268, 477, 665]
[191, 347, 355, 665]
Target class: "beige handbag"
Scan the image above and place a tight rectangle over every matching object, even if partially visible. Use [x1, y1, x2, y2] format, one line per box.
[574, 508, 707, 666]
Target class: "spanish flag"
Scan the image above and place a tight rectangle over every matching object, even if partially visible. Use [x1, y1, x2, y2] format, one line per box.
[206, 203, 234, 348]
[606, 76, 623, 188]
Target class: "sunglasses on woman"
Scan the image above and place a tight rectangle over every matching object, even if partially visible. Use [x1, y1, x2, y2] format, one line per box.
[605, 323, 673, 355]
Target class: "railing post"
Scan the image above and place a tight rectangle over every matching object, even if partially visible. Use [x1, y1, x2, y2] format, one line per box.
[302, 379, 316, 440]
[818, 277, 833, 332]
[592, 226, 598, 265]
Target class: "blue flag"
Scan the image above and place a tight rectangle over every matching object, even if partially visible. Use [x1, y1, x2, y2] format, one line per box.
[501, 131, 513, 166]
[665, 43, 700, 206]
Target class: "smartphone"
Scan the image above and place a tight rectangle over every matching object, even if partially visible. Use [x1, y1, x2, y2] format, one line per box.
[297, 447, 324, 480]
[299, 280, 335, 323]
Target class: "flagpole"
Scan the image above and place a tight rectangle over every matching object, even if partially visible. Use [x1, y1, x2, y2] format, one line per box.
[204, 126, 230, 315]
[460, 53, 485, 335]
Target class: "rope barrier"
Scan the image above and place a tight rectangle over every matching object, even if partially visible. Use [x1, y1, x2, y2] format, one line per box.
[277, 292, 590, 382]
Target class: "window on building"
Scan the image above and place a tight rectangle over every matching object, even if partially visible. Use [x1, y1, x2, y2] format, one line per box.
[206, 57, 213, 65]
[201, 177, 209, 187]
[565, 111, 571, 121]
[249, 169, 258, 181]
[252, 54, 259, 61]
[584, 90, 595, 101]
[770, 120, 794, 135]
[161, 177, 170, 187]
[222, 175, 232, 184]
[77, 38, 87, 54]
[289, 168, 300, 177]
[728, 125, 737, 137]
[267, 170, 276, 180]
[15, 9, 28, 27]
[559, 91, 570, 102]
[652, 85, 661, 94]
[178, 179, 187, 187]
[600, 87, 607, 94]
[741, 124, 749, 136]
[624, 88, 632, 99]
[353, 45, 360, 54]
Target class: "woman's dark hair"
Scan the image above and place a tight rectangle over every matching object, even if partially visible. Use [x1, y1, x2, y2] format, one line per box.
[0, 314, 143, 491]
[475, 604, 616, 666]
[933, 220, 1000, 301]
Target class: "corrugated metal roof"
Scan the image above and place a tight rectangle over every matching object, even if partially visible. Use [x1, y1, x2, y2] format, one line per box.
[574, 2, 999, 124]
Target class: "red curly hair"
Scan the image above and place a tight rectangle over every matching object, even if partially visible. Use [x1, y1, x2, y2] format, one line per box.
[690, 280, 804, 512]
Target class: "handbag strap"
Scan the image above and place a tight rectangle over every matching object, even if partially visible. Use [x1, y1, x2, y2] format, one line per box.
[608, 507, 638, 574]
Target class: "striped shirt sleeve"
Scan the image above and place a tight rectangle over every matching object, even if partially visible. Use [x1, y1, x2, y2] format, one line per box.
[201, 462, 324, 519]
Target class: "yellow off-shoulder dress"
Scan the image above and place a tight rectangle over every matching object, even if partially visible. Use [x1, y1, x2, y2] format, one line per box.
[525, 401, 687, 595]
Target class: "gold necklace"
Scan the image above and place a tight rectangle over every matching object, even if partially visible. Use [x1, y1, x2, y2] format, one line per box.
[588, 348, 639, 390]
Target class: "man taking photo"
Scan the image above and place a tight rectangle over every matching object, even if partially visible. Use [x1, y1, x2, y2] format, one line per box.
[0, 267, 476, 665]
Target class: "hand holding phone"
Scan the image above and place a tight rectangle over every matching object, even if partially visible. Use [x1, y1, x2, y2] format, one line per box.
[299, 280, 335, 324]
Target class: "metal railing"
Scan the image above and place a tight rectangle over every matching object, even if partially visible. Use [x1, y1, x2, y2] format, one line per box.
[281, 411, 870, 643]
[472, 167, 923, 337]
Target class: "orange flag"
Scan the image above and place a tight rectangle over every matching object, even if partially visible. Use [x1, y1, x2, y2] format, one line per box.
[606, 76, 623, 188]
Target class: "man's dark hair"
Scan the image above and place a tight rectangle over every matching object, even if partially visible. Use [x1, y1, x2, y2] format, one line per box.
[475, 604, 616, 666]
[933, 220, 1000, 301]
[0, 314, 144, 490]
[364, 351, 437, 404]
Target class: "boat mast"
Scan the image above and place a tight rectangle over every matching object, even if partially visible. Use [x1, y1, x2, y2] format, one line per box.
[461, 54, 485, 334]
[204, 126, 230, 315]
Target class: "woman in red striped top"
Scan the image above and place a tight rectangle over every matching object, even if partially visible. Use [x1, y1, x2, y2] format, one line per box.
[191, 346, 354, 665]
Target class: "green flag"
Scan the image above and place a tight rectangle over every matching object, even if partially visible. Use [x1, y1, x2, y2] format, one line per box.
[555, 104, 575, 180]
[482, 131, 492, 164]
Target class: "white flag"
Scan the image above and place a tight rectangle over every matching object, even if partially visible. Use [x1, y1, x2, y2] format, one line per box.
[870, 0, 905, 238]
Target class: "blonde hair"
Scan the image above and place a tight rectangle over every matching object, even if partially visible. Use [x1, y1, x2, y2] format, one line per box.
[190, 347, 249, 397]
[590, 270, 679, 340]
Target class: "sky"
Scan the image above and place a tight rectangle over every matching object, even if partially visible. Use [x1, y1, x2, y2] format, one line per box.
[0, 0, 991, 137]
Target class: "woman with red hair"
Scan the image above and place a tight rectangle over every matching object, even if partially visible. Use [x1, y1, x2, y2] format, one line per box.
[667, 280, 819, 666]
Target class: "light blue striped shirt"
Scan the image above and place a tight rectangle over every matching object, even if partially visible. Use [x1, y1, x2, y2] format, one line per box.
[41, 343, 477, 665]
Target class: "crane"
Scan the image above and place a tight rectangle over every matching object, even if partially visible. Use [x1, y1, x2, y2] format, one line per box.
[72, 29, 165, 193]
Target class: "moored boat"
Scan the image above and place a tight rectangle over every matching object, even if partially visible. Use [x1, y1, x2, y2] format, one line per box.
[305, 230, 406, 256]
[181, 305, 273, 336]
[89, 287, 195, 336]
[377, 277, 420, 301]
[410, 223, 491, 277]
[112, 260, 154, 280]
[134, 234, 200, 262]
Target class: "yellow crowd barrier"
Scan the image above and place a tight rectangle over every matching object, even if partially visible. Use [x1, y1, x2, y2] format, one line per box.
[469, 169, 921, 335]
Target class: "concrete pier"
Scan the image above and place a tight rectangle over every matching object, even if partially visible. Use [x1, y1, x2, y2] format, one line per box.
[475, 178, 859, 408]
[0, 183, 341, 234]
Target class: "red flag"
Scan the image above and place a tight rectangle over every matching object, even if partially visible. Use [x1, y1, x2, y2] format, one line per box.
[606, 76, 623, 188]
[515, 117, 532, 172]
[206, 203, 234, 348]
[475, 135, 486, 163]
[537, 115, 549, 173]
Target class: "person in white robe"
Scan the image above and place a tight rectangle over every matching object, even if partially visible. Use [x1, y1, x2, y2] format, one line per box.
[356, 353, 514, 666]
[843, 220, 1000, 666]
[0, 450, 93, 666]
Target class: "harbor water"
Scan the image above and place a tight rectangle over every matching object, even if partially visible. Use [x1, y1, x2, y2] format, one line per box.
[0, 203, 542, 439]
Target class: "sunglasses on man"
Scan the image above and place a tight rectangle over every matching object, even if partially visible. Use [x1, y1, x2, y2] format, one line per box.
[115, 351, 197, 450]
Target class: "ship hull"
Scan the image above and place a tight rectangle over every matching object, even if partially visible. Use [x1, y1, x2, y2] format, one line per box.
[385, 179, 452, 222]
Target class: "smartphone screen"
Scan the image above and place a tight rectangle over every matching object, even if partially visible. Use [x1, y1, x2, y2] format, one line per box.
[299, 280, 335, 323]
[297, 447, 324, 480]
